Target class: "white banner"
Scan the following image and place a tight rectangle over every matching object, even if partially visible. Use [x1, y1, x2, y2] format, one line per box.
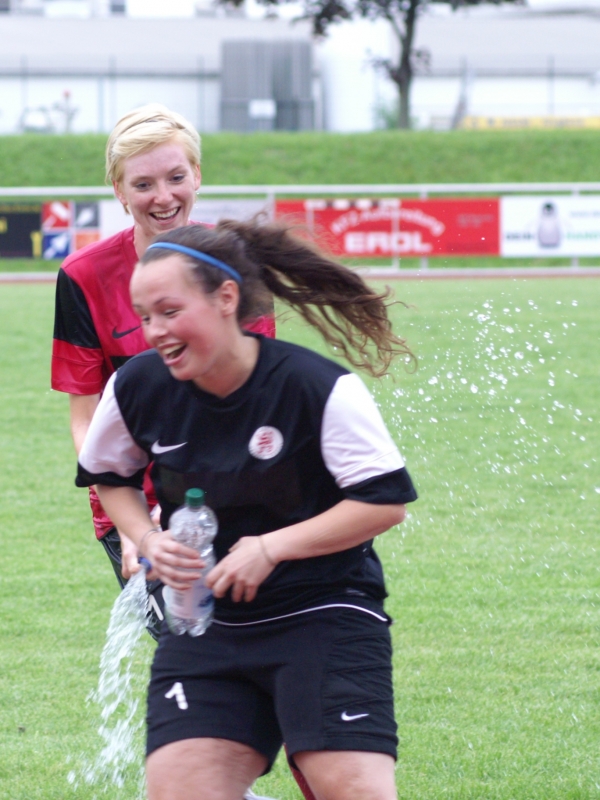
[501, 195, 600, 257]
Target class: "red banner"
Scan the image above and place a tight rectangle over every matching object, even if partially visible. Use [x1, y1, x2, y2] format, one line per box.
[275, 198, 500, 257]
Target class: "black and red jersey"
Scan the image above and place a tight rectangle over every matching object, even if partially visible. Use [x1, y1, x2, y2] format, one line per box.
[52, 227, 147, 396]
[77, 336, 417, 623]
[52, 225, 276, 538]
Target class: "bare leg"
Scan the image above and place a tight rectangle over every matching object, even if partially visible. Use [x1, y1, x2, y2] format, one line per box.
[284, 745, 318, 800]
[147, 737, 268, 800]
[293, 751, 397, 800]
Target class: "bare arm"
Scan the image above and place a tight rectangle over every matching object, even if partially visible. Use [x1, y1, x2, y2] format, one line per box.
[73, 396, 143, 578]
[96, 487, 404, 600]
[69, 393, 100, 455]
[263, 499, 405, 562]
[206, 499, 406, 603]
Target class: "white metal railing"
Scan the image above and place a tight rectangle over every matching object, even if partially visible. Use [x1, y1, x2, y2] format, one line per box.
[1, 182, 600, 198]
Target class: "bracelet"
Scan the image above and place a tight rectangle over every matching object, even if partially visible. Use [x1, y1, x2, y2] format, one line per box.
[259, 535, 276, 567]
[138, 527, 161, 558]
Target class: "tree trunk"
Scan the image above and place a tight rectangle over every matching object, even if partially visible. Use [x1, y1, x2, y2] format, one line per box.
[395, 0, 419, 129]
[398, 73, 411, 128]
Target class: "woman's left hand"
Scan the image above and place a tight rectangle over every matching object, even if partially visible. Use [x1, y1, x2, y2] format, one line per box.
[205, 536, 276, 603]
[119, 531, 142, 580]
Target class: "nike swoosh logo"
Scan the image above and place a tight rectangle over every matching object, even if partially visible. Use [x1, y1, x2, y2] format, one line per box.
[151, 440, 187, 454]
[112, 324, 141, 339]
[341, 711, 370, 722]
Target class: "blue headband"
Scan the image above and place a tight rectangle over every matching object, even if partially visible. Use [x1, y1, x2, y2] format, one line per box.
[147, 242, 243, 284]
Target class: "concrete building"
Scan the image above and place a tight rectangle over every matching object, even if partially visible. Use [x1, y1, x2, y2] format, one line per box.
[0, 0, 599, 132]
[409, 3, 600, 129]
[0, 10, 317, 134]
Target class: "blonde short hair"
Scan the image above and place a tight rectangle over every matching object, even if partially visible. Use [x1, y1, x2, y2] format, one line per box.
[106, 104, 201, 185]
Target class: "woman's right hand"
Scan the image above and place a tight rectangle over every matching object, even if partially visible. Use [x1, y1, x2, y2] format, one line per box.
[143, 530, 204, 590]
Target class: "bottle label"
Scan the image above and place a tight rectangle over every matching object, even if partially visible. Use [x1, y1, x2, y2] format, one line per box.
[168, 580, 213, 618]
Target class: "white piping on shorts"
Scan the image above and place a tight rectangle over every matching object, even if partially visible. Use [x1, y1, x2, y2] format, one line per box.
[213, 603, 388, 627]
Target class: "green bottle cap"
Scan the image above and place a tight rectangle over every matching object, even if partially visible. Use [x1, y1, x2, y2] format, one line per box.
[185, 488, 205, 508]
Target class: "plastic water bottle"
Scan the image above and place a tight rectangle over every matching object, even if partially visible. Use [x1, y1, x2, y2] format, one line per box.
[163, 488, 217, 637]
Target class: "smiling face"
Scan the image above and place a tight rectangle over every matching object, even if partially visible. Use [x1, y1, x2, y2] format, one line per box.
[114, 141, 201, 256]
[130, 254, 252, 395]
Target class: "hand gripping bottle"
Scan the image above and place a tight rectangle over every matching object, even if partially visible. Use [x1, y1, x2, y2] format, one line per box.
[163, 488, 217, 636]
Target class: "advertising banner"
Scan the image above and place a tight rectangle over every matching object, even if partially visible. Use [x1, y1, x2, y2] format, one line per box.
[14, 193, 600, 262]
[275, 198, 499, 258]
[41, 200, 102, 258]
[0, 203, 42, 258]
[38, 198, 271, 259]
[501, 195, 600, 257]
[41, 200, 71, 230]
[97, 198, 270, 239]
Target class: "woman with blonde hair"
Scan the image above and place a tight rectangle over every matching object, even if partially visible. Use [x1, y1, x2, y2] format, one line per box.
[51, 104, 275, 634]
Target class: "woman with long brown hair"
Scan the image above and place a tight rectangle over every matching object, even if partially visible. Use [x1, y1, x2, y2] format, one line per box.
[76, 219, 418, 800]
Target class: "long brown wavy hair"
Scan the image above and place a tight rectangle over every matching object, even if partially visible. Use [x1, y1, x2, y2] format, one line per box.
[140, 218, 415, 377]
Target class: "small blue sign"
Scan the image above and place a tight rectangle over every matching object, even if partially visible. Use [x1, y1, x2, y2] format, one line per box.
[43, 231, 71, 260]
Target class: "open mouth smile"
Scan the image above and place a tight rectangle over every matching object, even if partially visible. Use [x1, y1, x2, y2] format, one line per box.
[151, 208, 180, 222]
[161, 343, 186, 365]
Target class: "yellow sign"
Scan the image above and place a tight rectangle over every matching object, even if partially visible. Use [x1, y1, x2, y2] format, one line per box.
[30, 230, 42, 258]
[461, 116, 600, 131]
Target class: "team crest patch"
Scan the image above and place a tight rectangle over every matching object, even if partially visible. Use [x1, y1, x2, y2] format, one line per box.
[249, 426, 283, 460]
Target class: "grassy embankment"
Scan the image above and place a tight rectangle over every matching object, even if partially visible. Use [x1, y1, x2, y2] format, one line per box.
[1, 129, 600, 271]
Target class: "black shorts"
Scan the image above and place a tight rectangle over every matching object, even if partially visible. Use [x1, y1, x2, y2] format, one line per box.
[146, 605, 398, 770]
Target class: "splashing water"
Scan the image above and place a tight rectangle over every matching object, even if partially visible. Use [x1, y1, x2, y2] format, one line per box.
[380, 293, 591, 484]
[374, 290, 596, 564]
[67, 569, 152, 798]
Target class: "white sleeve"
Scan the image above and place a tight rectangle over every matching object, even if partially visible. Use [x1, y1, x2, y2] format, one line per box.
[321, 373, 405, 489]
[79, 373, 149, 478]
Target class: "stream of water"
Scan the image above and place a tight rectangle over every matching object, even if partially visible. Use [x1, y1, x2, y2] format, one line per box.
[67, 569, 151, 798]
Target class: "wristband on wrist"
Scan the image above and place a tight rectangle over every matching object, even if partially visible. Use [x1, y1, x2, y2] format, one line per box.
[259, 535, 276, 567]
[138, 526, 161, 558]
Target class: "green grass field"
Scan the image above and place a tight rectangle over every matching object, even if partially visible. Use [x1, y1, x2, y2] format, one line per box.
[4, 256, 600, 275]
[0, 277, 599, 799]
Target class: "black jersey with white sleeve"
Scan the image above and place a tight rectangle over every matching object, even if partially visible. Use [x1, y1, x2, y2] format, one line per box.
[77, 336, 417, 623]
